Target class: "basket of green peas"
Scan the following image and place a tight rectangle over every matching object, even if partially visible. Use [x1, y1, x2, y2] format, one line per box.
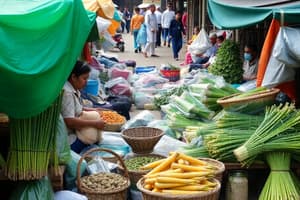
[118, 154, 165, 186]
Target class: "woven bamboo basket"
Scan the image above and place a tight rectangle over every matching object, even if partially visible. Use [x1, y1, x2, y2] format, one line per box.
[118, 153, 166, 186]
[76, 148, 130, 200]
[103, 122, 125, 132]
[121, 127, 164, 154]
[217, 88, 280, 109]
[199, 158, 225, 182]
[137, 177, 221, 200]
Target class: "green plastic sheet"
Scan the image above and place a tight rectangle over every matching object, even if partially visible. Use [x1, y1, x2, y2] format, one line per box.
[0, 0, 96, 118]
[207, 0, 300, 29]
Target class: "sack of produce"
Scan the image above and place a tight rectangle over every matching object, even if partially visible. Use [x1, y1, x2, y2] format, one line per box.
[76, 111, 102, 145]
[10, 177, 54, 200]
[55, 115, 71, 164]
[122, 110, 155, 130]
[64, 151, 87, 190]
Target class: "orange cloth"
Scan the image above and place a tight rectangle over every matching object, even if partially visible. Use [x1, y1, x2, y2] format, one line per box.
[107, 19, 120, 35]
[256, 19, 280, 87]
[130, 14, 144, 31]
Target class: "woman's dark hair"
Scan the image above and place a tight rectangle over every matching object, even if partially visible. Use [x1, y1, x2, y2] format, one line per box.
[134, 7, 140, 13]
[69, 60, 91, 79]
[245, 44, 258, 52]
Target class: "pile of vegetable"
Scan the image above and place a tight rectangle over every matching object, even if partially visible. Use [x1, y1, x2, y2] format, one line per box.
[124, 156, 162, 171]
[6, 93, 62, 180]
[153, 85, 187, 108]
[100, 110, 126, 124]
[234, 103, 300, 166]
[180, 111, 264, 161]
[208, 40, 243, 84]
[140, 152, 220, 194]
[81, 172, 128, 192]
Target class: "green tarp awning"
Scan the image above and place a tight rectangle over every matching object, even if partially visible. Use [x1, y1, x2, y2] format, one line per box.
[207, 0, 300, 29]
[0, 0, 96, 118]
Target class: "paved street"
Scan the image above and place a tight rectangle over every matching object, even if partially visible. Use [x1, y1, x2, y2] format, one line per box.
[109, 33, 186, 68]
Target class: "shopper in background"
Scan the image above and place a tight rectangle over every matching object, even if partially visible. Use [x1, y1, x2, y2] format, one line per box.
[143, 4, 159, 58]
[182, 8, 188, 33]
[123, 7, 132, 33]
[161, 3, 175, 47]
[130, 7, 144, 53]
[155, 6, 162, 47]
[243, 44, 258, 81]
[169, 11, 185, 61]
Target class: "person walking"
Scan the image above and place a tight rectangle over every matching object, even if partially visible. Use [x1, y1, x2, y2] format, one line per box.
[130, 7, 144, 53]
[169, 11, 185, 61]
[155, 6, 162, 47]
[161, 3, 175, 47]
[143, 4, 158, 58]
[123, 7, 132, 33]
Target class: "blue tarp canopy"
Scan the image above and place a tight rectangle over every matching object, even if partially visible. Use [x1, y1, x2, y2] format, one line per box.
[207, 0, 300, 29]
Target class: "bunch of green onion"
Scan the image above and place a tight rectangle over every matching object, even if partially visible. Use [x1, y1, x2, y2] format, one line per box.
[6, 93, 62, 180]
[234, 104, 300, 166]
[213, 110, 264, 130]
[259, 152, 300, 200]
[204, 129, 254, 162]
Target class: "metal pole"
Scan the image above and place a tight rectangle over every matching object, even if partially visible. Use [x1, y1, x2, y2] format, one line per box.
[201, 0, 205, 28]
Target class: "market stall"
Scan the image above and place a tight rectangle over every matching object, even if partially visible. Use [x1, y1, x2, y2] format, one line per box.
[0, 0, 96, 198]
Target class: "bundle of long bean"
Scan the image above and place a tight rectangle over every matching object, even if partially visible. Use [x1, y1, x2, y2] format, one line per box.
[259, 152, 300, 200]
[6, 93, 62, 180]
[234, 104, 300, 166]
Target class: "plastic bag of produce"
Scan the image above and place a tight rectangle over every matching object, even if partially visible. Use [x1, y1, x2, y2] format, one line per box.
[108, 67, 132, 81]
[64, 151, 87, 190]
[147, 120, 176, 138]
[55, 115, 71, 164]
[122, 110, 155, 130]
[188, 28, 211, 55]
[104, 77, 129, 88]
[10, 177, 54, 200]
[134, 92, 155, 109]
[54, 191, 87, 200]
[133, 73, 169, 88]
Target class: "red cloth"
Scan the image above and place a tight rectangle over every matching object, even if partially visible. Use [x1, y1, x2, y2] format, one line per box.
[182, 13, 187, 29]
[82, 43, 92, 63]
[276, 81, 297, 101]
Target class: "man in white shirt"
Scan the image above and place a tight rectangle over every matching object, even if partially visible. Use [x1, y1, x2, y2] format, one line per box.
[155, 6, 162, 47]
[161, 3, 175, 47]
[143, 4, 159, 57]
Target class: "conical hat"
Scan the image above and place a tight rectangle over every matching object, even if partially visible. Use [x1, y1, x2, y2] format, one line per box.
[97, 0, 115, 19]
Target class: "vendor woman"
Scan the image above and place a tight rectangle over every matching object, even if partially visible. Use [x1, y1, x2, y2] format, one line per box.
[61, 60, 105, 153]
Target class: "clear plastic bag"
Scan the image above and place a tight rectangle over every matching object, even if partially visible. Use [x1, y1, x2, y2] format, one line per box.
[122, 110, 155, 130]
[188, 28, 211, 55]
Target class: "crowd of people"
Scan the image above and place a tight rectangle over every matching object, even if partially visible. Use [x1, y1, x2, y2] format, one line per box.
[116, 3, 259, 82]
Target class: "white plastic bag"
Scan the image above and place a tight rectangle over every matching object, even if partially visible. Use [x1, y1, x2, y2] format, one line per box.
[273, 27, 300, 68]
[96, 17, 111, 33]
[54, 191, 88, 200]
[262, 47, 295, 88]
[188, 28, 211, 55]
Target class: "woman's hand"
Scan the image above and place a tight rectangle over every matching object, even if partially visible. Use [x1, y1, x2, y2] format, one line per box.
[93, 120, 105, 130]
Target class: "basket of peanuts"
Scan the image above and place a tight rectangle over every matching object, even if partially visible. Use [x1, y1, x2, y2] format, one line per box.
[99, 110, 126, 132]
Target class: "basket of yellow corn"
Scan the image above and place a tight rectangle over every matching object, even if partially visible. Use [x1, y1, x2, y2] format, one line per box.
[136, 152, 221, 200]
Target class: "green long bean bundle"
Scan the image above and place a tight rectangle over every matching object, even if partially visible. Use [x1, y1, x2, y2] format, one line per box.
[259, 152, 300, 200]
[234, 104, 300, 166]
[6, 93, 62, 180]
